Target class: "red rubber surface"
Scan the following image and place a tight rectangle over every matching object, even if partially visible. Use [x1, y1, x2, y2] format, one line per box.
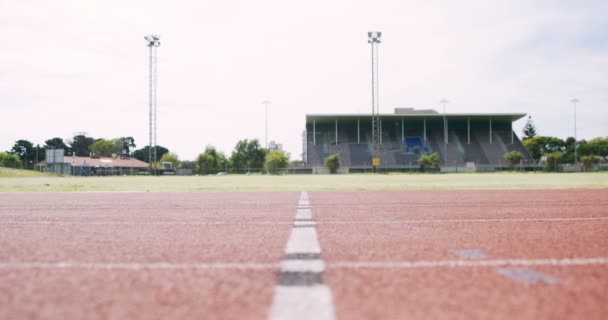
[0, 192, 298, 320]
[1, 189, 607, 319]
[312, 189, 608, 320]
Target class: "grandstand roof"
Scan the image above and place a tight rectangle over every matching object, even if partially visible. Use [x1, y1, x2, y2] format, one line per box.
[306, 112, 526, 122]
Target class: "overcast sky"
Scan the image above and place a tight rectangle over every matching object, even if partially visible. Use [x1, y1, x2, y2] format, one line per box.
[1, 0, 606, 160]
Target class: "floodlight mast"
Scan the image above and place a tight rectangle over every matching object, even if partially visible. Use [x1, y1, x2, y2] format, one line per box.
[571, 98, 580, 164]
[440, 99, 449, 167]
[368, 31, 381, 169]
[145, 35, 160, 175]
[262, 100, 272, 149]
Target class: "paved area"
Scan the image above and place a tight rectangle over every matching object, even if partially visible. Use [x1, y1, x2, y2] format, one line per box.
[0, 189, 607, 319]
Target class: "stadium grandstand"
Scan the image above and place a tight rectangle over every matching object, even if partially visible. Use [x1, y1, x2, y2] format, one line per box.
[304, 108, 534, 171]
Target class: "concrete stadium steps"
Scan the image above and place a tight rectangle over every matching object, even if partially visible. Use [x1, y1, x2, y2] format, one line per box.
[495, 131, 535, 163]
[432, 131, 465, 166]
[453, 130, 490, 165]
[475, 129, 508, 165]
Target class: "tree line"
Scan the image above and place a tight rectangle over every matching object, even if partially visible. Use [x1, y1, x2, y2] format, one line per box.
[2, 134, 290, 173]
[520, 117, 607, 169]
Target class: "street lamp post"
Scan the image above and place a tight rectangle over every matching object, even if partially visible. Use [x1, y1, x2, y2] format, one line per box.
[262, 100, 272, 149]
[571, 98, 580, 164]
[440, 99, 449, 167]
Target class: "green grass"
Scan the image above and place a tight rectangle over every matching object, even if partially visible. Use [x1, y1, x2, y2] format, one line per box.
[0, 170, 607, 192]
[0, 167, 55, 178]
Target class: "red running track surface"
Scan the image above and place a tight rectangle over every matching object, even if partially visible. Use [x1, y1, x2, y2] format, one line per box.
[1, 189, 607, 319]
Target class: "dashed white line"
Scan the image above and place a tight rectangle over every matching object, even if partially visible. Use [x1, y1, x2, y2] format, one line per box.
[268, 191, 336, 320]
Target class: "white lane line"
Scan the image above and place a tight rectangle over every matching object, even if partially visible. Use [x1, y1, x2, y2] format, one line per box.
[0, 221, 295, 225]
[3, 216, 607, 226]
[329, 257, 608, 269]
[318, 217, 608, 224]
[268, 191, 335, 320]
[285, 227, 322, 255]
[270, 286, 335, 320]
[0, 262, 279, 270]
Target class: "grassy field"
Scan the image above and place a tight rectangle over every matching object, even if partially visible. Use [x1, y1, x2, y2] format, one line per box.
[0, 168, 607, 192]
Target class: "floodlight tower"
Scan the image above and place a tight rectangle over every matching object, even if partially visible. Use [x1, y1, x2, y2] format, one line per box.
[262, 100, 272, 149]
[440, 99, 449, 167]
[368, 31, 381, 168]
[571, 98, 579, 164]
[145, 35, 160, 174]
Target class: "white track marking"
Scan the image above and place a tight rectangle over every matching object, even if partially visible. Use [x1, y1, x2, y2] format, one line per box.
[0, 262, 279, 270]
[317, 217, 608, 224]
[3, 216, 606, 225]
[329, 257, 608, 269]
[269, 286, 335, 320]
[285, 228, 321, 255]
[2, 257, 605, 271]
[268, 191, 335, 320]
[295, 209, 312, 220]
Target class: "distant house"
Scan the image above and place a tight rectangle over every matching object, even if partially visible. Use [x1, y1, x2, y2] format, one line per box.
[65, 155, 149, 176]
[43, 150, 149, 176]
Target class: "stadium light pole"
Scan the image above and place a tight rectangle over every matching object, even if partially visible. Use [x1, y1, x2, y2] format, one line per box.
[571, 98, 579, 164]
[368, 31, 381, 169]
[440, 99, 449, 167]
[262, 100, 272, 149]
[145, 35, 160, 175]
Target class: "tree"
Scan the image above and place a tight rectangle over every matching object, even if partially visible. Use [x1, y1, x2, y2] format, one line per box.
[522, 116, 537, 141]
[89, 139, 123, 157]
[195, 146, 227, 174]
[132, 145, 169, 162]
[230, 139, 267, 171]
[544, 152, 564, 171]
[158, 152, 180, 169]
[579, 137, 608, 159]
[580, 155, 600, 172]
[522, 136, 566, 162]
[265, 150, 289, 173]
[324, 153, 340, 174]
[0, 152, 22, 168]
[504, 150, 524, 167]
[10, 140, 35, 168]
[417, 152, 440, 171]
[121, 137, 136, 156]
[68, 134, 95, 156]
[44, 137, 69, 154]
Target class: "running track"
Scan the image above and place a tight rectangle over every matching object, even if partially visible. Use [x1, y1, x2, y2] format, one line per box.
[1, 189, 607, 319]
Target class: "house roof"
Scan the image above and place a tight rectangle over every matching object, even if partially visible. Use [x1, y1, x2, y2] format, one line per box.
[64, 156, 149, 168]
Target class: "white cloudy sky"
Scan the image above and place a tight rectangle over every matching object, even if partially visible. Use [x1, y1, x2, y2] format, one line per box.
[1, 0, 606, 160]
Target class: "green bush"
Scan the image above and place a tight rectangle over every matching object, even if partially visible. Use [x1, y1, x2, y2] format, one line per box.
[324, 153, 340, 174]
[0, 152, 22, 168]
[544, 152, 564, 171]
[265, 150, 289, 173]
[581, 155, 600, 172]
[417, 152, 440, 171]
[504, 151, 524, 167]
